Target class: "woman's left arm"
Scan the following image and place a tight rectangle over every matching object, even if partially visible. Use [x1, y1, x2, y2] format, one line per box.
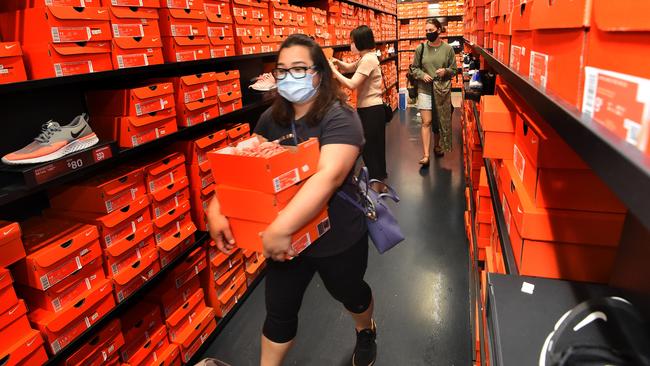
[262, 143, 360, 260]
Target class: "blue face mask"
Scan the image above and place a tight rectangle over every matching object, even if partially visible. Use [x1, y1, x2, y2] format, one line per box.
[277, 72, 319, 104]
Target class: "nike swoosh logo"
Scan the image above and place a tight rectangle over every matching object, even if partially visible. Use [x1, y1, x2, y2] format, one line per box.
[98, 10, 106, 14]
[4, 44, 16, 50]
[71, 126, 86, 139]
[3, 228, 13, 235]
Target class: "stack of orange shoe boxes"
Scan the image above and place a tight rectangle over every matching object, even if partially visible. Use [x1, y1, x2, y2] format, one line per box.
[306, 7, 328, 46]
[171, 72, 220, 127]
[0, 1, 113, 79]
[175, 128, 229, 231]
[242, 249, 266, 286]
[64, 319, 124, 366]
[107, 0, 164, 69]
[14, 217, 114, 355]
[216, 70, 243, 115]
[159, 0, 210, 62]
[226, 123, 251, 145]
[137, 152, 197, 269]
[269, 0, 293, 38]
[120, 300, 179, 366]
[86, 82, 179, 148]
[0, 222, 48, 365]
[208, 136, 329, 255]
[200, 241, 247, 319]
[204, 0, 236, 58]
[0, 41, 27, 84]
[231, 0, 270, 55]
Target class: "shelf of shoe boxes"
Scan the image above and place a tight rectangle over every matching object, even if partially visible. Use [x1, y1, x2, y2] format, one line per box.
[0, 0, 396, 85]
[397, 1, 464, 19]
[0, 113, 275, 364]
[340, 0, 397, 16]
[461, 40, 637, 366]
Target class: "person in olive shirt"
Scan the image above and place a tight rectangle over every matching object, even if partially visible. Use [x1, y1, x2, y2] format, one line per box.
[411, 18, 457, 166]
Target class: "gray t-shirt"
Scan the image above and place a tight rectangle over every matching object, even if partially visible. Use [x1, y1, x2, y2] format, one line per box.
[254, 101, 368, 257]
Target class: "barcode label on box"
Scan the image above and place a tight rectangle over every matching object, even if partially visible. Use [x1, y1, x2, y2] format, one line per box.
[112, 0, 143, 6]
[317, 217, 331, 236]
[40, 275, 51, 290]
[273, 168, 300, 193]
[52, 340, 62, 354]
[176, 51, 198, 62]
[529, 51, 548, 89]
[112, 23, 144, 38]
[52, 298, 62, 312]
[47, 0, 85, 5]
[51, 27, 91, 43]
[184, 88, 206, 103]
[54, 61, 94, 77]
[167, 0, 189, 8]
[513, 144, 525, 182]
[135, 98, 165, 116]
[171, 24, 194, 37]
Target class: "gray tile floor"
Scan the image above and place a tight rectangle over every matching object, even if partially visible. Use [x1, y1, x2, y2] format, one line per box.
[200, 105, 471, 366]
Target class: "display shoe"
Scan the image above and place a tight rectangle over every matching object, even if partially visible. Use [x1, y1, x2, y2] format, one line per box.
[352, 320, 377, 366]
[193, 358, 232, 366]
[249, 73, 277, 91]
[2, 113, 99, 165]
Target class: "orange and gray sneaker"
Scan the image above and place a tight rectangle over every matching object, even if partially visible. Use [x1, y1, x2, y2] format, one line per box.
[2, 113, 99, 165]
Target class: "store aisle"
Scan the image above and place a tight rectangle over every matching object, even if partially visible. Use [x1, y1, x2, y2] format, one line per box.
[201, 105, 471, 366]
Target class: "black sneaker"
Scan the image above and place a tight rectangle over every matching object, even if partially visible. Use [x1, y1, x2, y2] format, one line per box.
[352, 320, 377, 366]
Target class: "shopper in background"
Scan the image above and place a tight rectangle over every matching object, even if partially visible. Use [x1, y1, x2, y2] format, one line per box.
[206, 34, 377, 366]
[411, 18, 457, 166]
[330, 25, 388, 192]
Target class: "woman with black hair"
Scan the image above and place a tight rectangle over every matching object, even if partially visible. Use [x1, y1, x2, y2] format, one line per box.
[207, 34, 377, 366]
[330, 25, 388, 192]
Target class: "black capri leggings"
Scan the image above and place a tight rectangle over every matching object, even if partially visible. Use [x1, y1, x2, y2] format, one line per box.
[357, 105, 387, 181]
[263, 234, 373, 343]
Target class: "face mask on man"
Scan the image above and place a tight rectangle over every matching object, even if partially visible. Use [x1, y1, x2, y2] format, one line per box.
[277, 71, 319, 104]
[426, 31, 439, 42]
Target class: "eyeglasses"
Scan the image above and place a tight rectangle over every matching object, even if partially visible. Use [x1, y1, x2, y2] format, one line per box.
[271, 66, 317, 80]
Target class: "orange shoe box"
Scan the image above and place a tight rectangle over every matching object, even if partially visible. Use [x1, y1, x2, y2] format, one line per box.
[15, 219, 101, 291]
[205, 246, 244, 284]
[235, 35, 262, 54]
[208, 137, 319, 194]
[479, 94, 515, 159]
[204, 0, 233, 24]
[92, 108, 178, 148]
[0, 42, 28, 84]
[244, 251, 265, 285]
[150, 179, 191, 226]
[209, 39, 236, 58]
[108, 6, 161, 39]
[17, 257, 105, 313]
[166, 288, 206, 342]
[270, 1, 292, 25]
[218, 90, 243, 114]
[174, 306, 216, 363]
[49, 166, 146, 214]
[152, 275, 201, 319]
[162, 36, 210, 62]
[0, 329, 47, 366]
[159, 8, 208, 37]
[160, 0, 204, 11]
[211, 263, 245, 300]
[189, 183, 214, 231]
[215, 70, 240, 95]
[113, 248, 160, 303]
[64, 319, 123, 366]
[151, 343, 181, 366]
[509, 0, 532, 78]
[209, 270, 246, 318]
[112, 36, 165, 69]
[499, 159, 625, 245]
[29, 280, 116, 354]
[215, 182, 301, 223]
[189, 163, 215, 192]
[0, 269, 19, 315]
[175, 129, 228, 168]
[103, 223, 154, 279]
[0, 0, 102, 9]
[0, 221, 25, 268]
[229, 206, 330, 254]
[131, 334, 173, 366]
[86, 82, 175, 117]
[169, 247, 207, 289]
[172, 72, 218, 108]
[151, 194, 191, 230]
[20, 41, 113, 79]
[513, 108, 626, 212]
[121, 302, 162, 350]
[154, 206, 197, 267]
[207, 21, 234, 39]
[139, 152, 187, 194]
[177, 97, 220, 127]
[159, 232, 194, 269]
[120, 325, 166, 365]
[227, 123, 253, 144]
[0, 300, 32, 346]
[47, 196, 152, 250]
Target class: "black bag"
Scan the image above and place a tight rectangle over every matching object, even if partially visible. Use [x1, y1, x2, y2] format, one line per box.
[406, 43, 425, 99]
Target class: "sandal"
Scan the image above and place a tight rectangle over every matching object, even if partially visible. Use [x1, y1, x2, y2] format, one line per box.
[419, 155, 430, 167]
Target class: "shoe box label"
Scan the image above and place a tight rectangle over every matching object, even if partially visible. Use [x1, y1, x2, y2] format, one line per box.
[171, 25, 198, 37]
[154, 194, 181, 220]
[200, 172, 214, 189]
[166, 0, 190, 9]
[155, 218, 181, 245]
[529, 51, 549, 89]
[51, 27, 92, 43]
[176, 50, 198, 62]
[112, 0, 144, 6]
[54, 60, 94, 77]
[184, 87, 206, 104]
[135, 98, 166, 116]
[582, 67, 650, 154]
[112, 24, 145, 38]
[104, 219, 137, 248]
[46, 0, 87, 6]
[185, 109, 216, 127]
[39, 252, 83, 290]
[510, 45, 523, 74]
[105, 188, 138, 214]
[132, 127, 163, 147]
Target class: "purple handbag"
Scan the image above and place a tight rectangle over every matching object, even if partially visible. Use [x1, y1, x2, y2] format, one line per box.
[338, 167, 405, 254]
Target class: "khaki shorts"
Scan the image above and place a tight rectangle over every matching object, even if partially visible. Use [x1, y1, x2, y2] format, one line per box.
[416, 93, 432, 110]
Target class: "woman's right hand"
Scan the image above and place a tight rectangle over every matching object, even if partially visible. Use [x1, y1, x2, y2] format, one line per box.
[206, 197, 236, 254]
[422, 73, 433, 83]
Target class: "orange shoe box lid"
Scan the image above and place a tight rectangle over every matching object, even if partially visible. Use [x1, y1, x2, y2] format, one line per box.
[21, 41, 113, 79]
[134, 333, 172, 366]
[0, 301, 31, 345]
[0, 269, 18, 315]
[47, 196, 152, 250]
[151, 184, 191, 226]
[168, 247, 207, 289]
[208, 136, 319, 194]
[211, 263, 245, 300]
[30, 280, 116, 355]
[138, 152, 187, 194]
[121, 325, 166, 365]
[161, 36, 210, 62]
[479, 94, 515, 160]
[152, 275, 201, 319]
[159, 8, 208, 37]
[209, 40, 236, 58]
[160, 0, 204, 11]
[112, 36, 165, 69]
[225, 122, 249, 144]
[204, 0, 233, 25]
[173, 305, 214, 349]
[229, 206, 330, 254]
[166, 288, 206, 342]
[530, 0, 590, 30]
[65, 318, 123, 366]
[48, 166, 146, 214]
[216, 182, 301, 223]
[154, 205, 195, 251]
[211, 272, 246, 318]
[260, 34, 282, 53]
[175, 129, 228, 168]
[206, 247, 243, 284]
[180, 316, 216, 363]
[17, 257, 105, 313]
[499, 159, 626, 246]
[215, 70, 240, 94]
[108, 7, 161, 39]
[152, 196, 190, 231]
[207, 21, 234, 38]
[93, 108, 178, 148]
[218, 92, 243, 114]
[0, 221, 25, 268]
[86, 82, 175, 117]
[177, 97, 220, 127]
[159, 232, 195, 270]
[12, 6, 111, 44]
[244, 251, 264, 274]
[0, 329, 45, 366]
[149, 343, 181, 366]
[121, 301, 162, 345]
[114, 248, 160, 303]
[16, 218, 101, 291]
[234, 35, 262, 53]
[0, 42, 28, 84]
[104, 224, 155, 279]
